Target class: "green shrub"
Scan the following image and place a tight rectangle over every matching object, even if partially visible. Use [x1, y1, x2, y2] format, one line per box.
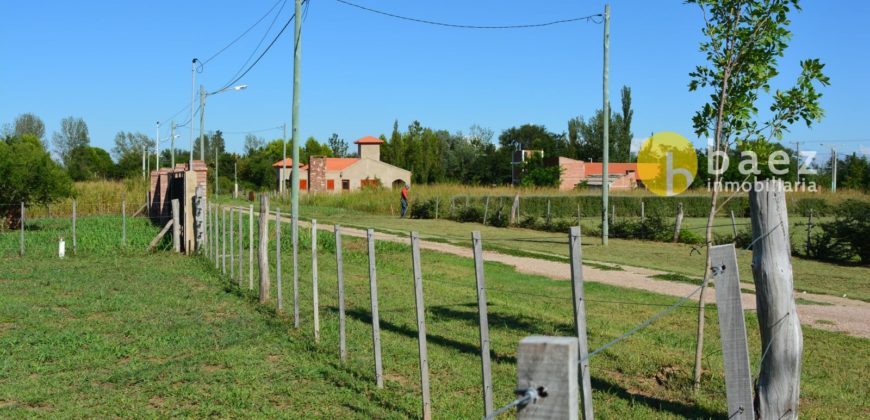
[792, 197, 832, 217]
[488, 207, 510, 228]
[410, 198, 437, 219]
[456, 206, 483, 223]
[808, 200, 870, 264]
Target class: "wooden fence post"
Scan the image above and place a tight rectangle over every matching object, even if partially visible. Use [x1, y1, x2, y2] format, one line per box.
[471, 231, 494, 416]
[230, 208, 235, 278]
[612, 204, 616, 224]
[410, 232, 432, 420]
[749, 179, 802, 419]
[222, 208, 227, 274]
[577, 204, 581, 228]
[711, 244, 754, 420]
[673, 203, 684, 243]
[641, 200, 645, 222]
[511, 193, 520, 225]
[516, 336, 579, 420]
[276, 209, 283, 312]
[72, 200, 77, 255]
[483, 196, 490, 225]
[258, 194, 270, 304]
[172, 199, 181, 253]
[212, 205, 217, 266]
[367, 228, 384, 388]
[249, 204, 254, 290]
[122, 198, 126, 246]
[292, 214, 300, 328]
[731, 210, 738, 241]
[568, 227, 594, 419]
[238, 208, 243, 288]
[546, 199, 552, 225]
[435, 197, 440, 220]
[312, 219, 320, 342]
[19, 202, 24, 257]
[805, 209, 813, 255]
[335, 225, 347, 362]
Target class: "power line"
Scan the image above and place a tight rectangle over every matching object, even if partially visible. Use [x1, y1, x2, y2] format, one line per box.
[222, 125, 284, 134]
[201, 0, 286, 66]
[221, 0, 289, 89]
[334, 0, 603, 29]
[212, 1, 306, 94]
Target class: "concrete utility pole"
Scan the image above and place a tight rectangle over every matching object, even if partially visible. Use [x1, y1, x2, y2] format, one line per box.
[142, 144, 146, 179]
[282, 122, 287, 194]
[170, 121, 176, 167]
[601, 4, 611, 245]
[291, 0, 302, 218]
[831, 147, 837, 192]
[189, 58, 198, 169]
[156, 121, 160, 170]
[199, 85, 206, 163]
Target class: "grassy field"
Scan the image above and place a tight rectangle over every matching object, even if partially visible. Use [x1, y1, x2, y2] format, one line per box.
[248, 202, 870, 303]
[1, 216, 867, 417]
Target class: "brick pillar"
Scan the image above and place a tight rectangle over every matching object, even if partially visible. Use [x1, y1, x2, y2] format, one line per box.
[309, 156, 327, 192]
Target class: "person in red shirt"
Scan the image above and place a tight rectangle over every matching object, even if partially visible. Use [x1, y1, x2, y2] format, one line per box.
[400, 183, 409, 218]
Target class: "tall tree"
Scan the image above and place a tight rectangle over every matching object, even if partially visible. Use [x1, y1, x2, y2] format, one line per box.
[52, 116, 90, 166]
[327, 133, 349, 158]
[112, 131, 154, 178]
[1, 134, 73, 228]
[687, 2, 828, 413]
[569, 85, 633, 162]
[244, 133, 265, 156]
[13, 113, 46, 142]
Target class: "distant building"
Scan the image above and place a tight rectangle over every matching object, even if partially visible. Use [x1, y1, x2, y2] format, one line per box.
[511, 149, 543, 185]
[544, 156, 639, 191]
[274, 136, 411, 192]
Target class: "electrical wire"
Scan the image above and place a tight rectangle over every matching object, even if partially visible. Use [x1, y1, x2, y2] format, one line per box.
[334, 0, 602, 29]
[220, 0, 289, 90]
[200, 0, 286, 66]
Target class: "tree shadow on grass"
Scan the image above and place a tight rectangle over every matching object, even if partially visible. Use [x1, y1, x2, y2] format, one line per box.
[590, 376, 723, 418]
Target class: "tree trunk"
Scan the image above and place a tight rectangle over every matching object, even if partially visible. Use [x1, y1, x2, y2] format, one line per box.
[749, 179, 802, 419]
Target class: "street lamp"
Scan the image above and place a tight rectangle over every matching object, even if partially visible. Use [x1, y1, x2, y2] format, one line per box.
[199, 83, 248, 195]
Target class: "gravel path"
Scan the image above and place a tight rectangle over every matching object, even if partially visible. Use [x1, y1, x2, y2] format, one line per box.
[240, 207, 870, 339]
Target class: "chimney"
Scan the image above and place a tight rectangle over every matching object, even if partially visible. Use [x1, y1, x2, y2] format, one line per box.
[309, 156, 327, 192]
[354, 136, 384, 161]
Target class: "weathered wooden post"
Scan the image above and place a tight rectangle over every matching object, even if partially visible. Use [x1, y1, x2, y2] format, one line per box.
[230, 208, 235, 278]
[367, 228, 384, 388]
[471, 231, 494, 416]
[276, 209, 283, 312]
[568, 227, 593, 419]
[434, 197, 440, 220]
[511, 193, 520, 225]
[516, 336, 579, 420]
[711, 243, 754, 420]
[72, 199, 77, 255]
[222, 208, 227, 274]
[749, 179, 802, 419]
[672, 202, 684, 243]
[172, 199, 181, 253]
[577, 204, 581, 227]
[249, 204, 254, 290]
[483, 196, 490, 225]
[731, 210, 738, 241]
[641, 200, 645, 222]
[612, 204, 616, 224]
[292, 214, 300, 328]
[122, 198, 126, 246]
[335, 225, 347, 362]
[546, 199, 552, 225]
[258, 194, 270, 304]
[410, 232, 432, 420]
[805, 209, 813, 256]
[19, 202, 24, 257]
[238, 209, 243, 288]
[312, 219, 320, 342]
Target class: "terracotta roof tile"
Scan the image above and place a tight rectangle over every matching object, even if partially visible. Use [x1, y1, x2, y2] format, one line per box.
[354, 136, 384, 145]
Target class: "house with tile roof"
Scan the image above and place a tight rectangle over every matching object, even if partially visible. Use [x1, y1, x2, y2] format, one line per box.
[545, 156, 640, 190]
[273, 136, 412, 192]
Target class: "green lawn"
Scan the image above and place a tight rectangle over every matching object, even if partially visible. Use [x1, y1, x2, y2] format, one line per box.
[1, 216, 867, 417]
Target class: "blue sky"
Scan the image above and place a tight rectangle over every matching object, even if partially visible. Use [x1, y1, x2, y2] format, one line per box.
[2, 0, 868, 163]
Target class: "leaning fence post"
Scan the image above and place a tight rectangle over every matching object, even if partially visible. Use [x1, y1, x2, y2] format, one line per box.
[805, 209, 813, 255]
[249, 204, 254, 290]
[72, 200, 77, 255]
[410, 232, 432, 420]
[731, 210, 738, 241]
[335, 225, 347, 362]
[238, 209, 243, 288]
[258, 194, 270, 304]
[569, 227, 594, 419]
[122, 197, 127, 246]
[312, 219, 320, 342]
[367, 228, 384, 388]
[471, 231, 494, 417]
[19, 202, 25, 257]
[516, 336, 579, 420]
[673, 203, 684, 243]
[292, 214, 300, 328]
[172, 199, 181, 252]
[276, 209, 283, 311]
